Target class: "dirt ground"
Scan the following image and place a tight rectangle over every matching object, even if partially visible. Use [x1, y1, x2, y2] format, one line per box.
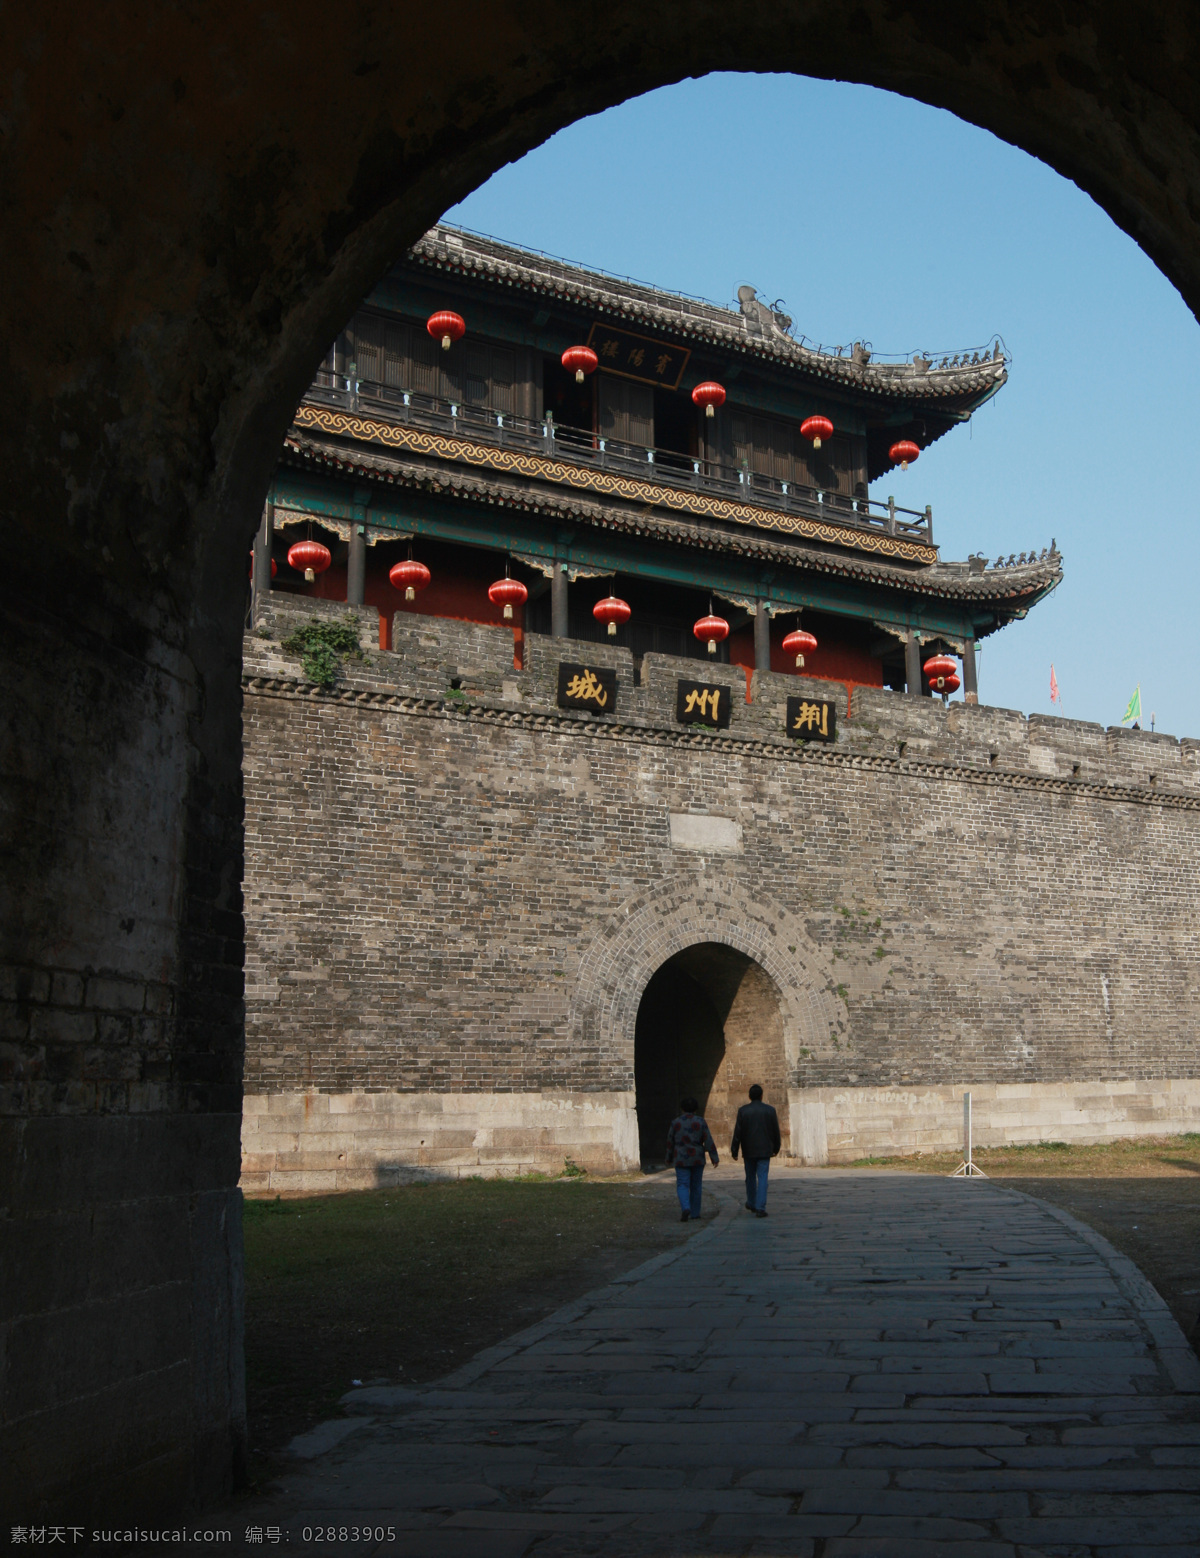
[840, 1133, 1200, 1346]
[241, 1173, 701, 1480]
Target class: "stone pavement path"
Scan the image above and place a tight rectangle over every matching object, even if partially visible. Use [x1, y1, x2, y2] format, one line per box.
[226, 1171, 1200, 1557]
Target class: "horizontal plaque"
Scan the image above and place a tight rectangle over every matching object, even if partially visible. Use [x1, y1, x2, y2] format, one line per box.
[558, 662, 618, 713]
[786, 696, 837, 744]
[585, 322, 691, 389]
[676, 679, 732, 729]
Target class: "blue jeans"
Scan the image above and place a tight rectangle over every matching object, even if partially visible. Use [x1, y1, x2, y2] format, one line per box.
[675, 1164, 705, 1218]
[743, 1157, 770, 1212]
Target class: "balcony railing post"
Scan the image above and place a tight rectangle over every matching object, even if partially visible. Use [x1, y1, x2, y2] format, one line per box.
[925, 504, 933, 543]
[888, 496, 896, 535]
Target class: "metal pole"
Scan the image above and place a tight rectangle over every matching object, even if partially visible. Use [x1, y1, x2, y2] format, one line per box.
[951, 1090, 989, 1177]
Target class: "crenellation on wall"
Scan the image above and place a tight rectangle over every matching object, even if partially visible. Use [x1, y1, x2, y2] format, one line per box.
[247, 601, 1200, 793]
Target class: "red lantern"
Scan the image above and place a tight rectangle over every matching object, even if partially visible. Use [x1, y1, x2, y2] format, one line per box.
[426, 310, 465, 350]
[890, 439, 920, 471]
[562, 345, 598, 384]
[488, 576, 528, 621]
[593, 595, 631, 637]
[691, 381, 726, 419]
[940, 672, 962, 696]
[801, 415, 834, 450]
[287, 540, 331, 583]
[390, 558, 431, 601]
[924, 653, 958, 693]
[249, 554, 278, 581]
[782, 628, 818, 669]
[694, 614, 730, 655]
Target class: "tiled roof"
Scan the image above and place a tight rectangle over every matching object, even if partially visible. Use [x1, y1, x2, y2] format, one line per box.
[282, 431, 1061, 615]
[406, 226, 1007, 409]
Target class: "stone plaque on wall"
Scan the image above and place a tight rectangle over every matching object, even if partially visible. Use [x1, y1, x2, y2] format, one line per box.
[676, 680, 732, 729]
[786, 696, 837, 743]
[557, 662, 618, 713]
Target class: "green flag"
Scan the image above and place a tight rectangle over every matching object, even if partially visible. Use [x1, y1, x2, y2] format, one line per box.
[1121, 685, 1142, 725]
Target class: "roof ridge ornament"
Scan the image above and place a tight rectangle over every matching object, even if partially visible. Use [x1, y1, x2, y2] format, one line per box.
[737, 285, 792, 340]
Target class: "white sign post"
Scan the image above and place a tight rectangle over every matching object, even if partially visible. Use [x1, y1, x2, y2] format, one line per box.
[951, 1090, 988, 1177]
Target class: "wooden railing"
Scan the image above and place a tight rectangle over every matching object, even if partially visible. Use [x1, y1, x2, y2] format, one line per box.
[303, 376, 935, 546]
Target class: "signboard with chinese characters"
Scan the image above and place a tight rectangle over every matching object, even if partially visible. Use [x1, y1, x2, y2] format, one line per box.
[676, 680, 732, 729]
[585, 323, 691, 389]
[557, 662, 618, 713]
[786, 696, 837, 744]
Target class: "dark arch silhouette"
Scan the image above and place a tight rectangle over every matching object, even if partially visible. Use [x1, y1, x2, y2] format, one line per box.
[634, 943, 788, 1167]
[5, 1, 1200, 1519]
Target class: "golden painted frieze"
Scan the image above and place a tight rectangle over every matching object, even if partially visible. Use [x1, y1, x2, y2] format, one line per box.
[293, 405, 939, 565]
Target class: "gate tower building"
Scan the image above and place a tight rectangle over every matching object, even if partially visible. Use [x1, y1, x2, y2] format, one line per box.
[238, 230, 1199, 1186]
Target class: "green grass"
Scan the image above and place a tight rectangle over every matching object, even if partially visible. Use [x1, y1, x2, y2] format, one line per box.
[242, 1175, 677, 1464]
[841, 1130, 1200, 1176]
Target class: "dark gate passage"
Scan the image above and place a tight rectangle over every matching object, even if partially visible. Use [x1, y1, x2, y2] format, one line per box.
[634, 943, 788, 1166]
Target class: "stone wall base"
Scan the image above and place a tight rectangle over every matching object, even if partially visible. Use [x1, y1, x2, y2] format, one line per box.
[789, 1077, 1200, 1165]
[242, 1078, 1200, 1191]
[240, 1090, 640, 1192]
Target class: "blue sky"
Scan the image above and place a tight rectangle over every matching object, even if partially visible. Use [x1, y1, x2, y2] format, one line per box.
[446, 73, 1200, 736]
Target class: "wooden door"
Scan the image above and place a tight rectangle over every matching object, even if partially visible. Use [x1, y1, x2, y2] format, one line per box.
[598, 374, 654, 448]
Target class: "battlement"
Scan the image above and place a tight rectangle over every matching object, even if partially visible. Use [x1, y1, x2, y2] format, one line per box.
[245, 599, 1200, 801]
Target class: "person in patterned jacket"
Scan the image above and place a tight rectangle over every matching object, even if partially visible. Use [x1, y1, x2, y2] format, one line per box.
[665, 1097, 719, 1223]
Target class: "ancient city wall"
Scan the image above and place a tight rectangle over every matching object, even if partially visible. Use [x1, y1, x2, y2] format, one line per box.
[241, 602, 1200, 1188]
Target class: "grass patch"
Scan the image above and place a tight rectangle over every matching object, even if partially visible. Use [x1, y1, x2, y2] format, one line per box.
[840, 1131, 1200, 1178]
[242, 1175, 687, 1472]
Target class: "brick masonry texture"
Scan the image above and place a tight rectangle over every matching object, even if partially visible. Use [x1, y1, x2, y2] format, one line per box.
[241, 606, 1200, 1182]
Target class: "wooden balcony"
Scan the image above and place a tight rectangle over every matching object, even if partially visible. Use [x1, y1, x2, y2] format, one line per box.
[303, 376, 935, 548]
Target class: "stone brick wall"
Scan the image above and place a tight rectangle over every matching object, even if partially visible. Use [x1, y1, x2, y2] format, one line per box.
[241, 605, 1200, 1185]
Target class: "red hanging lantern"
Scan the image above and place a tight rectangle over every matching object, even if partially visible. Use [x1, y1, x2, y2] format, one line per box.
[890, 439, 920, 471]
[426, 310, 466, 350]
[249, 554, 278, 581]
[287, 539, 331, 583]
[562, 345, 598, 384]
[694, 614, 730, 655]
[924, 653, 958, 694]
[800, 415, 834, 449]
[488, 575, 528, 621]
[593, 595, 631, 637]
[691, 381, 727, 418]
[390, 558, 431, 601]
[782, 627, 818, 669]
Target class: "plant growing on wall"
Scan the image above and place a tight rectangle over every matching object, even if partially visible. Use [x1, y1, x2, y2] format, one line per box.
[281, 617, 363, 687]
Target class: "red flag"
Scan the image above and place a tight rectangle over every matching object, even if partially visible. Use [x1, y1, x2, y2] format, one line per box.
[1050, 664, 1060, 704]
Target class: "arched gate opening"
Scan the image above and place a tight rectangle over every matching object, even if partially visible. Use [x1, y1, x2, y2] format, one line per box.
[634, 943, 788, 1167]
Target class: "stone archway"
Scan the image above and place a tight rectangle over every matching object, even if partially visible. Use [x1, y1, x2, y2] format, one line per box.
[8, 0, 1200, 1518]
[634, 942, 789, 1166]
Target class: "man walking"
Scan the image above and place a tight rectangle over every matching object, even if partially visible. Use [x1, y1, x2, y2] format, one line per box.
[665, 1096, 719, 1223]
[731, 1084, 781, 1217]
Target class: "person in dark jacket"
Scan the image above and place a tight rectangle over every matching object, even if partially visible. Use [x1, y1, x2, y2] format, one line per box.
[730, 1084, 781, 1217]
[665, 1097, 719, 1222]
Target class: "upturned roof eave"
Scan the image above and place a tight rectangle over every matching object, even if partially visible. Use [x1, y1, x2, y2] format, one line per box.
[278, 430, 1062, 612]
[402, 226, 1007, 412]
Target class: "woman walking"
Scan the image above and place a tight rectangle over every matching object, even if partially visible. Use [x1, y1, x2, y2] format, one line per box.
[665, 1096, 719, 1222]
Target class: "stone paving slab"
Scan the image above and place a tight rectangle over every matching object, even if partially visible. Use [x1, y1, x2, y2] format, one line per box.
[214, 1171, 1200, 1556]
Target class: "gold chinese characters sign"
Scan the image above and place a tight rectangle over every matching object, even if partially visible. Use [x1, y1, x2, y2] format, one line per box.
[557, 663, 618, 713]
[585, 324, 690, 390]
[676, 680, 732, 729]
[786, 696, 837, 744]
